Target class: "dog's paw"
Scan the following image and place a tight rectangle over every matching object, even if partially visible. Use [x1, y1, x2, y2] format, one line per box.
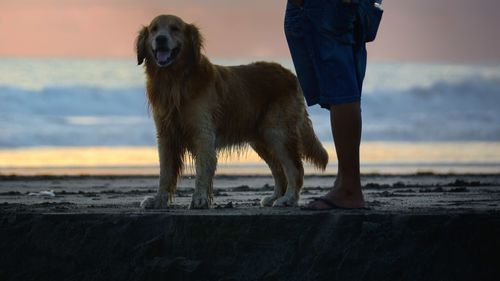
[273, 194, 299, 207]
[140, 194, 171, 209]
[260, 195, 279, 207]
[189, 194, 210, 209]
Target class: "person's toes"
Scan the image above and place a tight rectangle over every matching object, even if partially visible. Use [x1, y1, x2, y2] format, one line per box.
[304, 199, 331, 210]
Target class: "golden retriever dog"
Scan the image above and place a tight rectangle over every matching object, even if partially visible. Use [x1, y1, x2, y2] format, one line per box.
[136, 15, 328, 209]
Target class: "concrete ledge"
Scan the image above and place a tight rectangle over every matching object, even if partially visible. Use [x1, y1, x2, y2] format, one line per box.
[1, 209, 499, 281]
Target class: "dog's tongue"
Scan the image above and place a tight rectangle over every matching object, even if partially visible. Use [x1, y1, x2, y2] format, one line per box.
[156, 50, 171, 64]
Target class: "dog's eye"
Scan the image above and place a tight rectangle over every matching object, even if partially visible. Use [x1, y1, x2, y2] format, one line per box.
[151, 25, 158, 32]
[170, 25, 180, 32]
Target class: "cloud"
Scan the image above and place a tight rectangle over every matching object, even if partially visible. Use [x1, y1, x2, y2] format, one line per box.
[0, 0, 499, 62]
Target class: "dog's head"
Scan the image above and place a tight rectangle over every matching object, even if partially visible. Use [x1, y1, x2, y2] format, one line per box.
[136, 15, 203, 68]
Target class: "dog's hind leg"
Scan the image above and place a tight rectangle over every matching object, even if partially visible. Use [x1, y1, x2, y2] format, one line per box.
[262, 129, 304, 207]
[251, 141, 288, 207]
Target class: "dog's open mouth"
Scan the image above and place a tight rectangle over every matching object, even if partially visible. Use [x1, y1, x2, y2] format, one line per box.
[154, 47, 180, 67]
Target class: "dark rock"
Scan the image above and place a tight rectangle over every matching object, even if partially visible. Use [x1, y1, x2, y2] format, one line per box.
[377, 191, 396, 197]
[419, 187, 445, 193]
[214, 202, 233, 209]
[260, 184, 274, 191]
[449, 187, 469, 192]
[392, 181, 406, 188]
[232, 185, 251, 192]
[0, 191, 22, 196]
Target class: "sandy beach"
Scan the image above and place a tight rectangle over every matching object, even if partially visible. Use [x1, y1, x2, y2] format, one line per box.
[1, 173, 499, 211]
[1, 173, 499, 280]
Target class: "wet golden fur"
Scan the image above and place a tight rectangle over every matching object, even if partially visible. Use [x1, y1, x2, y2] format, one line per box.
[137, 15, 328, 209]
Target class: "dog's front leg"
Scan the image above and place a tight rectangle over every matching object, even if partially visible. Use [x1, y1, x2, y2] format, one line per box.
[190, 131, 217, 209]
[141, 136, 183, 209]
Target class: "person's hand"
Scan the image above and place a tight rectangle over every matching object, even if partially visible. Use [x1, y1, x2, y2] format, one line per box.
[292, 0, 352, 7]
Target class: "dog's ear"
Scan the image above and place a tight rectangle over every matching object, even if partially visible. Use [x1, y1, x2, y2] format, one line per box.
[186, 24, 204, 66]
[136, 26, 148, 65]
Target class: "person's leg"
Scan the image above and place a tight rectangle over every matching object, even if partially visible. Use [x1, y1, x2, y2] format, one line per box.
[284, 0, 322, 107]
[305, 101, 365, 209]
[302, 0, 367, 209]
[285, 0, 366, 209]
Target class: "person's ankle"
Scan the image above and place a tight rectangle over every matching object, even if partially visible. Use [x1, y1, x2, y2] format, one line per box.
[332, 180, 364, 201]
[337, 177, 361, 190]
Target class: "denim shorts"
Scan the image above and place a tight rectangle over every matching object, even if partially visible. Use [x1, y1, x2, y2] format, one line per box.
[284, 0, 367, 108]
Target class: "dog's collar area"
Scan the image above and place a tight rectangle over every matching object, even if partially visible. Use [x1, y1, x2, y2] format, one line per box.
[154, 47, 180, 67]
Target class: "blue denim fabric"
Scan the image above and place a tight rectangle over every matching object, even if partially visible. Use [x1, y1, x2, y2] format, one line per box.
[285, 0, 367, 108]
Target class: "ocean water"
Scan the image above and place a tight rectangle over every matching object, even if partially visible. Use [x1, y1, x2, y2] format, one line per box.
[0, 58, 499, 174]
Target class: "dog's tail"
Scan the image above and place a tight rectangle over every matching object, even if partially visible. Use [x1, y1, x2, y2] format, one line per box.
[299, 111, 329, 171]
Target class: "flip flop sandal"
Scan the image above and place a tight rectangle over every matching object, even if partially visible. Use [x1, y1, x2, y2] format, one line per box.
[301, 197, 370, 211]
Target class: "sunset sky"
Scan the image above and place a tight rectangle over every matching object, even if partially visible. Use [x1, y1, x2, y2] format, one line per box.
[0, 0, 499, 62]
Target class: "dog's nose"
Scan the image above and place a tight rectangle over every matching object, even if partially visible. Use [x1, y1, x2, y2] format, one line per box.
[155, 36, 168, 47]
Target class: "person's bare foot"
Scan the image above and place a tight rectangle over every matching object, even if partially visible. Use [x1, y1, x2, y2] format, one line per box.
[304, 102, 365, 210]
[304, 179, 365, 210]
